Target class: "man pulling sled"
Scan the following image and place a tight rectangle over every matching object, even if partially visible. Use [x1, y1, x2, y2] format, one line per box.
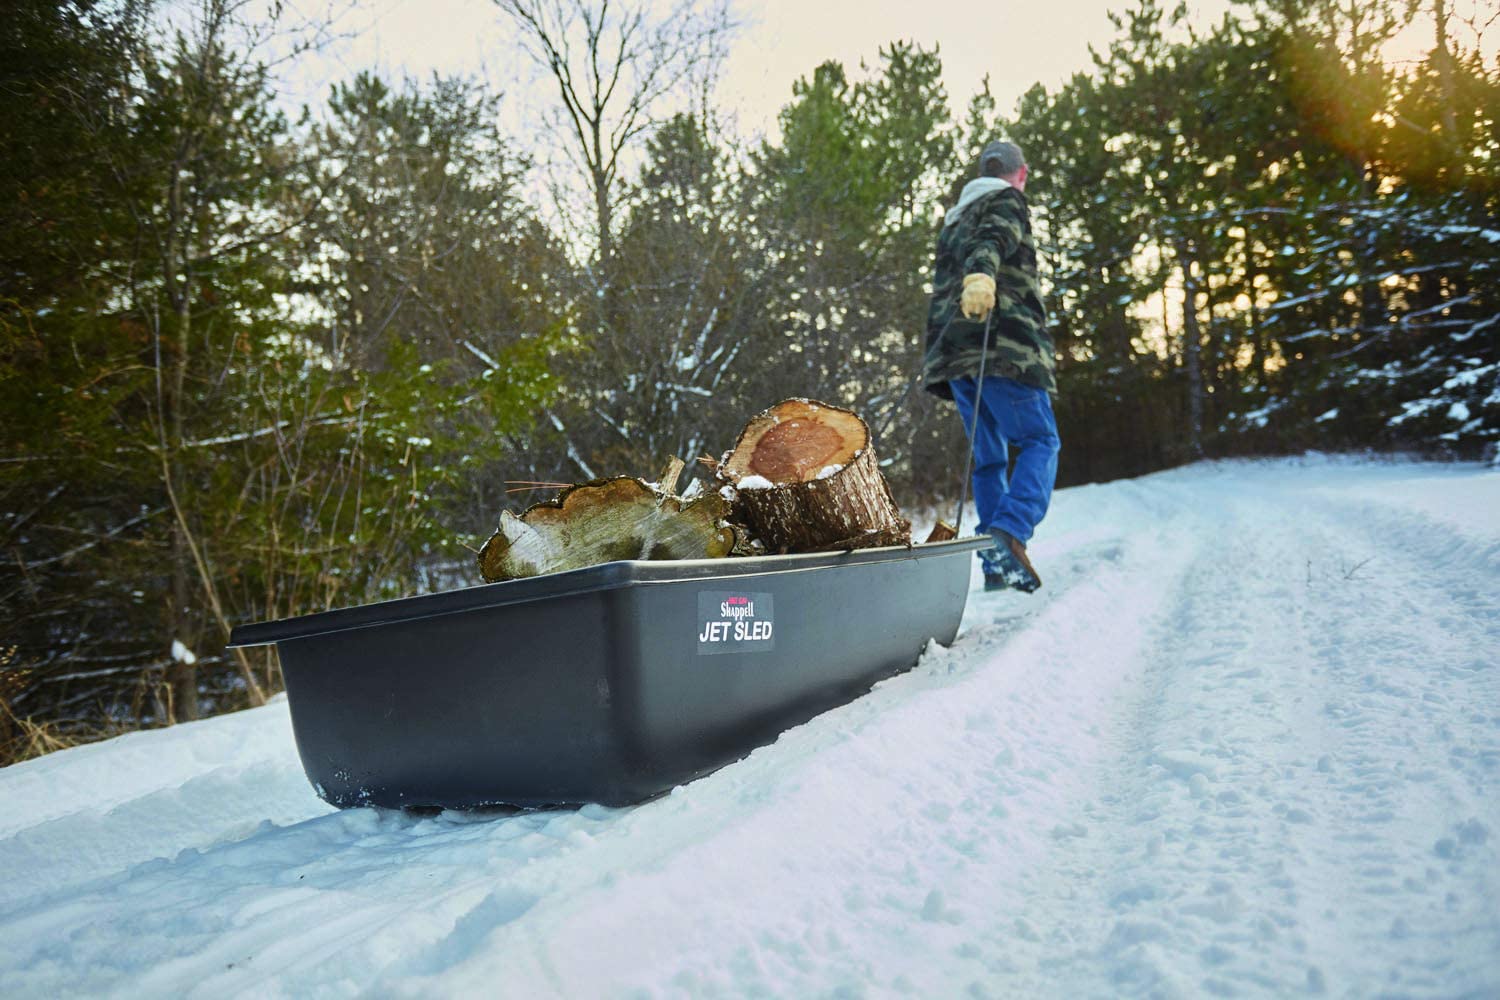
[922, 140, 1060, 593]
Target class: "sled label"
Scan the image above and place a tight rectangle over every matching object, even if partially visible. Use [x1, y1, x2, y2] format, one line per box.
[697, 591, 775, 654]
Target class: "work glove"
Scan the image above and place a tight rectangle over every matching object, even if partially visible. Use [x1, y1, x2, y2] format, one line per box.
[960, 273, 996, 320]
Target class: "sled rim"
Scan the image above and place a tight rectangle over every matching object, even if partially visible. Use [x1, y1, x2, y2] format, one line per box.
[228, 536, 992, 648]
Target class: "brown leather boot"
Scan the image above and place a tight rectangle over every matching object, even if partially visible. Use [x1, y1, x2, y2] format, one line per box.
[982, 530, 1042, 593]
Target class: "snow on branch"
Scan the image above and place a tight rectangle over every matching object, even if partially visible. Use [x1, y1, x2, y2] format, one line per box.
[24, 506, 168, 569]
[546, 409, 598, 480]
[461, 339, 501, 370]
[183, 409, 354, 449]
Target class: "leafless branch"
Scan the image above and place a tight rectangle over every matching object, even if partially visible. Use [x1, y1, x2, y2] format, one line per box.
[492, 0, 734, 261]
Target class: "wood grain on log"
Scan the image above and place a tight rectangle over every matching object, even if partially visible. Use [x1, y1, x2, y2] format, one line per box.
[717, 398, 910, 554]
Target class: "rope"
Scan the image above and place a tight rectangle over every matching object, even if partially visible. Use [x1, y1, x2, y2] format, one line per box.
[869, 308, 994, 537]
[954, 309, 995, 535]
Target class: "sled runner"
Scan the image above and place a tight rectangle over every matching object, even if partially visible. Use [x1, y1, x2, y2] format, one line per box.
[228, 537, 987, 809]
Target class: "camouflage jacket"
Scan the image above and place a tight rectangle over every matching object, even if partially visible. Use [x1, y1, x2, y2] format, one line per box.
[922, 183, 1054, 398]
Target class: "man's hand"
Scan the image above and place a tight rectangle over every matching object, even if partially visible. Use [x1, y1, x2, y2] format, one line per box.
[961, 273, 996, 320]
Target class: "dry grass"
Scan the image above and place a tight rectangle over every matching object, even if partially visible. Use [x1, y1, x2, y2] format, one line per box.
[0, 698, 82, 767]
[0, 646, 270, 769]
[0, 645, 90, 767]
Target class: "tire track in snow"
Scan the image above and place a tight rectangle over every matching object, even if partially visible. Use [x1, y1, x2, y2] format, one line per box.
[0, 802, 611, 997]
[0, 759, 327, 909]
[974, 473, 1500, 997]
[1283, 482, 1500, 996]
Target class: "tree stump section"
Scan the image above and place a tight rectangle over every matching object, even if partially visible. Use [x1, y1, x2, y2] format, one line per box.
[478, 474, 736, 582]
[716, 398, 910, 553]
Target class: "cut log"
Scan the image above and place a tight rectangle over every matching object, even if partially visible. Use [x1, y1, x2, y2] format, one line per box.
[478, 475, 736, 582]
[716, 398, 910, 553]
[923, 520, 958, 544]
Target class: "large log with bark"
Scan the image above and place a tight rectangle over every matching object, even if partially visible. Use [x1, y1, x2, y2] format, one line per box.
[478, 461, 736, 582]
[715, 398, 910, 553]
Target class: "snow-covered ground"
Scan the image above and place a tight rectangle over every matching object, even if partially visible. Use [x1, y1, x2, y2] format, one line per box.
[2, 457, 1497, 998]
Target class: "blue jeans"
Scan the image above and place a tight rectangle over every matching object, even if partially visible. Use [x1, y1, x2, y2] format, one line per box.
[950, 376, 1060, 544]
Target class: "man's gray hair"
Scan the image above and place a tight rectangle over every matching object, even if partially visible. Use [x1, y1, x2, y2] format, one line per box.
[979, 140, 1026, 178]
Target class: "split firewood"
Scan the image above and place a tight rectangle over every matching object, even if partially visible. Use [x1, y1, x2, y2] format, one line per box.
[924, 520, 958, 543]
[478, 471, 736, 582]
[715, 398, 911, 554]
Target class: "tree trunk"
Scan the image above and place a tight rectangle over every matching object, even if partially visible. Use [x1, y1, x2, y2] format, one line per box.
[1433, 0, 1459, 156]
[1178, 248, 1206, 459]
[164, 205, 199, 720]
[167, 524, 198, 721]
[1359, 167, 1385, 338]
[716, 398, 910, 553]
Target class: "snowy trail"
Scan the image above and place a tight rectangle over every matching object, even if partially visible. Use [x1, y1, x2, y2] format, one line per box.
[0, 458, 1496, 998]
[989, 471, 1500, 996]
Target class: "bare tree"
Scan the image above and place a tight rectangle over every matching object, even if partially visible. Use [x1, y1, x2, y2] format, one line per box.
[492, 0, 734, 269]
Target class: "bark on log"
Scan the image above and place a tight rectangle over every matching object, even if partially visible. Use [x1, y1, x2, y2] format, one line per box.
[716, 398, 910, 553]
[478, 475, 736, 582]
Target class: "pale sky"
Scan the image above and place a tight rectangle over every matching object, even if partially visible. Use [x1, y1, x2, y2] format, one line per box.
[715, 0, 1239, 135]
[282, 0, 1240, 142]
[239, 0, 1496, 142]
[260, 0, 1485, 211]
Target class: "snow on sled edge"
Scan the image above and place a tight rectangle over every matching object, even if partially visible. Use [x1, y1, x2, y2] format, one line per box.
[228, 537, 990, 810]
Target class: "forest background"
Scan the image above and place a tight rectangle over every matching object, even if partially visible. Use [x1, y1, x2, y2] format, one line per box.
[2, 0, 1496, 762]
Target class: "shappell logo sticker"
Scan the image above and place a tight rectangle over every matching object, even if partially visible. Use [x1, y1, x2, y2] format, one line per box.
[697, 591, 775, 655]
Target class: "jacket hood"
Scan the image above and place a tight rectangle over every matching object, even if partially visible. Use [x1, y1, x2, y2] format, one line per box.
[943, 177, 1011, 228]
[942, 179, 1014, 229]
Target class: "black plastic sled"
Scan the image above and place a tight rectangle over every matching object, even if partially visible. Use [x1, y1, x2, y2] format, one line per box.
[228, 536, 989, 809]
